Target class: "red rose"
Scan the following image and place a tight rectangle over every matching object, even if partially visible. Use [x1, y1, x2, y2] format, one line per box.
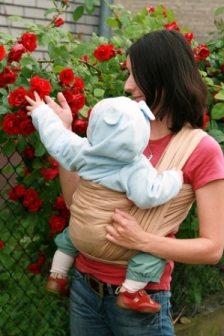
[8, 86, 29, 107]
[49, 215, 67, 233]
[37, 251, 46, 266]
[8, 185, 26, 201]
[55, 18, 64, 27]
[29, 75, 52, 98]
[40, 167, 59, 180]
[94, 44, 116, 61]
[73, 77, 85, 93]
[28, 263, 42, 274]
[0, 240, 4, 250]
[69, 93, 85, 112]
[20, 117, 36, 136]
[60, 207, 70, 219]
[120, 60, 127, 71]
[161, 5, 167, 18]
[163, 21, 180, 31]
[61, 89, 74, 103]
[116, 48, 123, 55]
[203, 114, 210, 129]
[54, 195, 66, 210]
[0, 66, 17, 87]
[47, 157, 59, 168]
[8, 43, 26, 63]
[87, 108, 92, 119]
[2, 114, 21, 135]
[80, 55, 88, 62]
[21, 32, 37, 52]
[221, 64, 224, 74]
[22, 167, 30, 176]
[146, 6, 155, 13]
[16, 110, 28, 120]
[59, 68, 75, 85]
[198, 44, 210, 60]
[72, 117, 88, 134]
[69, 105, 79, 118]
[0, 45, 6, 61]
[23, 189, 42, 212]
[23, 146, 35, 158]
[183, 32, 194, 44]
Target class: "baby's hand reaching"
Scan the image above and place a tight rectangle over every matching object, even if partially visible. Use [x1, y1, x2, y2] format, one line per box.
[25, 91, 45, 116]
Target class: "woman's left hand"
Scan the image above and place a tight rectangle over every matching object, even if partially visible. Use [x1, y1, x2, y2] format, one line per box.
[106, 208, 148, 250]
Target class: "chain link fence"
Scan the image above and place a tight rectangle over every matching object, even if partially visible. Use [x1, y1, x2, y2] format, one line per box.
[1, 149, 224, 336]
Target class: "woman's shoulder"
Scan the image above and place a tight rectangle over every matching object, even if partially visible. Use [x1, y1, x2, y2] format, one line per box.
[183, 134, 224, 189]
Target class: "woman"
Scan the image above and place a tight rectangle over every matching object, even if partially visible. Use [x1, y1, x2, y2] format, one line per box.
[49, 30, 224, 336]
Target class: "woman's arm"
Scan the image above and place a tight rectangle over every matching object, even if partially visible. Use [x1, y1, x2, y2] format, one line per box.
[59, 165, 79, 208]
[106, 179, 224, 264]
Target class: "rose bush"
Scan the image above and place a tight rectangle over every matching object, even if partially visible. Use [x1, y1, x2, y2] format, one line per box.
[0, 0, 224, 334]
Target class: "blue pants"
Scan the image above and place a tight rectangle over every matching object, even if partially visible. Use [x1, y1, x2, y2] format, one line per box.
[55, 228, 165, 283]
[69, 267, 175, 336]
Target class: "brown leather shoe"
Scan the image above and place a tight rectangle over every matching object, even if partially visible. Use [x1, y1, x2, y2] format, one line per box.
[46, 273, 69, 297]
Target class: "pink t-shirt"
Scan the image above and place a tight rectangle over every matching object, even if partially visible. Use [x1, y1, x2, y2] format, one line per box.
[75, 134, 224, 289]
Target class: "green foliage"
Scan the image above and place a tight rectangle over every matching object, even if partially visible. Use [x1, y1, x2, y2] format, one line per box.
[0, 1, 224, 334]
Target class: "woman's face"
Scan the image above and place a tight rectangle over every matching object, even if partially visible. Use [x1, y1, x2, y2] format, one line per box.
[124, 56, 146, 103]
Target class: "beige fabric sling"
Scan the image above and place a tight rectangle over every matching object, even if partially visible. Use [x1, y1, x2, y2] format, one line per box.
[69, 125, 207, 265]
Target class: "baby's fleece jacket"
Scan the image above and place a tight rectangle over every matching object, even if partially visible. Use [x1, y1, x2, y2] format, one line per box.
[31, 99, 182, 209]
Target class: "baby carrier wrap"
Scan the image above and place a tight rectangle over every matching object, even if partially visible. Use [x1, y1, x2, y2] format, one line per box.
[69, 125, 206, 265]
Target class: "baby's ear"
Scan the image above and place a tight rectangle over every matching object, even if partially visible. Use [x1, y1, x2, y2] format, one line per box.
[138, 101, 155, 121]
[102, 102, 122, 125]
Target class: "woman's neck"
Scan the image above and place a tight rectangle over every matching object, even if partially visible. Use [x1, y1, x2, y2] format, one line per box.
[150, 118, 172, 140]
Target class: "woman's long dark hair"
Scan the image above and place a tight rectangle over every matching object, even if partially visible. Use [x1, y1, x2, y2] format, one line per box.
[127, 30, 208, 132]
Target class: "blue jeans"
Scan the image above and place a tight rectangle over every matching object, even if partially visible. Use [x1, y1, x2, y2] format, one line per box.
[69, 268, 175, 336]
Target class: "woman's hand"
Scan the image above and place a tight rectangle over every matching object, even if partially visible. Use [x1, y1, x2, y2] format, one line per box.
[45, 92, 73, 130]
[106, 208, 148, 250]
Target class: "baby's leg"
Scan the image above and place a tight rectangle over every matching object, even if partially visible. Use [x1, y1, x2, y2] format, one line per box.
[116, 252, 165, 313]
[46, 227, 78, 297]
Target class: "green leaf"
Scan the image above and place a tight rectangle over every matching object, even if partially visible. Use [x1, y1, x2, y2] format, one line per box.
[72, 42, 95, 58]
[93, 0, 100, 5]
[208, 129, 224, 143]
[145, 16, 156, 30]
[0, 88, 8, 96]
[59, 45, 69, 60]
[35, 141, 46, 156]
[106, 18, 119, 28]
[21, 66, 33, 79]
[84, 0, 94, 11]
[73, 6, 84, 22]
[44, 7, 57, 17]
[2, 140, 16, 156]
[214, 91, 224, 101]
[211, 102, 224, 119]
[41, 34, 51, 46]
[32, 157, 44, 169]
[53, 65, 66, 73]
[23, 169, 42, 186]
[20, 56, 37, 66]
[124, 25, 145, 39]
[93, 88, 105, 98]
[8, 15, 23, 22]
[0, 106, 8, 115]
[79, 105, 89, 118]
[214, 7, 224, 16]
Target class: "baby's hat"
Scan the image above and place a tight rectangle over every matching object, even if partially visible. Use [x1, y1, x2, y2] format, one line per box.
[86, 96, 155, 163]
